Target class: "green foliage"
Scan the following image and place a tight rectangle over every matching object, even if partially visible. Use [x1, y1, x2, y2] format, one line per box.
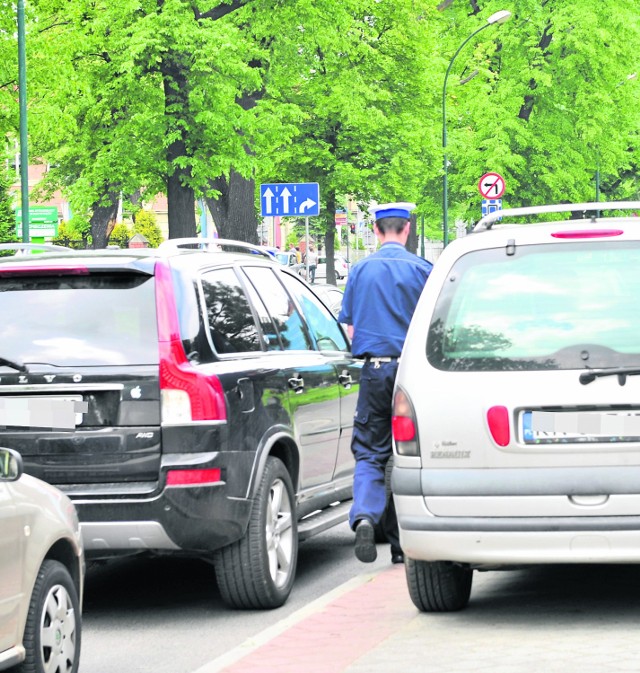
[0, 170, 17, 244]
[133, 210, 163, 248]
[51, 216, 91, 249]
[108, 222, 131, 248]
[5, 0, 640, 247]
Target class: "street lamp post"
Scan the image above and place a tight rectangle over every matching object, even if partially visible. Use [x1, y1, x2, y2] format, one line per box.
[442, 10, 511, 248]
[17, 0, 30, 243]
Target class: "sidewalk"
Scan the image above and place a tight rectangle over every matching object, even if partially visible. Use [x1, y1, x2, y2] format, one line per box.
[195, 565, 416, 673]
[192, 559, 640, 673]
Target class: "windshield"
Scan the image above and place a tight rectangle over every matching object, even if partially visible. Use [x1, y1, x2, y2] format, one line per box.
[428, 241, 640, 371]
[0, 273, 158, 367]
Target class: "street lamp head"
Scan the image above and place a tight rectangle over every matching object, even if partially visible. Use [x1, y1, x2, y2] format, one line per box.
[487, 10, 512, 25]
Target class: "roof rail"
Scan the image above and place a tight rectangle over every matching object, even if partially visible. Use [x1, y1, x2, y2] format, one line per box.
[0, 243, 75, 254]
[474, 201, 640, 232]
[158, 238, 273, 259]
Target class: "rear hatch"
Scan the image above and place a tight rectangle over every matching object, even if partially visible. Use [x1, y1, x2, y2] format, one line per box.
[400, 231, 640, 518]
[0, 255, 161, 489]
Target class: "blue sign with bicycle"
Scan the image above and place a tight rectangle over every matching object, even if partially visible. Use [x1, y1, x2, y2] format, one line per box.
[260, 183, 320, 217]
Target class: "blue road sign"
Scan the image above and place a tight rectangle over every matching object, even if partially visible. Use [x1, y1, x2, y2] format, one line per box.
[481, 198, 502, 220]
[260, 183, 320, 217]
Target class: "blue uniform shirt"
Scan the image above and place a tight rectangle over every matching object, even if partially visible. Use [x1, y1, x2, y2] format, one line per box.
[338, 243, 433, 357]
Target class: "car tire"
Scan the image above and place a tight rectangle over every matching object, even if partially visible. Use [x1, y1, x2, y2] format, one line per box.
[214, 456, 298, 609]
[19, 559, 81, 673]
[405, 559, 472, 612]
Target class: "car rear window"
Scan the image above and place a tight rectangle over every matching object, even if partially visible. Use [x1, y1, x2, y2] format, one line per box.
[0, 273, 158, 366]
[427, 241, 640, 371]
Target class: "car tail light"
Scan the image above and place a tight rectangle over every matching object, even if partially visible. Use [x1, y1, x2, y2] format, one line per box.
[154, 260, 227, 424]
[551, 229, 623, 239]
[392, 387, 419, 456]
[166, 468, 222, 486]
[487, 405, 510, 447]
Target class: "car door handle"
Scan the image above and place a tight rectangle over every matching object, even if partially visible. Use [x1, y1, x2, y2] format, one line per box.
[288, 376, 305, 393]
[338, 372, 353, 388]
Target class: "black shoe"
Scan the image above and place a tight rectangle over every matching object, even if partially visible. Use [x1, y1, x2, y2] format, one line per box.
[391, 552, 404, 564]
[354, 519, 377, 563]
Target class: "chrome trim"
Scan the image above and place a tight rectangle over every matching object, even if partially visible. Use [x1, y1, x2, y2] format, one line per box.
[160, 419, 226, 428]
[0, 383, 124, 392]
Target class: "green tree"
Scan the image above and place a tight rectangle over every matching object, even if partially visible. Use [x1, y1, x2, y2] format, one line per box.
[132, 209, 163, 248]
[436, 0, 640, 235]
[0, 169, 17, 243]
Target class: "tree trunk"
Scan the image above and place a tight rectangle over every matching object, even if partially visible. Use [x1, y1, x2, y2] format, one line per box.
[162, 51, 197, 240]
[205, 170, 259, 243]
[407, 213, 419, 253]
[167, 161, 196, 239]
[90, 189, 119, 248]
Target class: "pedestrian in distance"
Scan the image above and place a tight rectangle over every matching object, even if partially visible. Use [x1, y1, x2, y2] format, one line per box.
[338, 202, 433, 565]
[306, 244, 318, 284]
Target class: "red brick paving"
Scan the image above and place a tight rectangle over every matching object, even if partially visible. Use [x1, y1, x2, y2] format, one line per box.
[218, 566, 415, 673]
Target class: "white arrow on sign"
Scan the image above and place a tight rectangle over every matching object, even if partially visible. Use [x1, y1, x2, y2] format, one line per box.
[299, 198, 316, 213]
[281, 187, 291, 213]
[262, 188, 274, 215]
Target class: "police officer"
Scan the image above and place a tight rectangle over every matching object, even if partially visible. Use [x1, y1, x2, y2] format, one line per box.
[338, 202, 432, 564]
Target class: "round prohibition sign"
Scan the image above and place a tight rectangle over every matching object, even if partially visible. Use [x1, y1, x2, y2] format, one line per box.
[478, 172, 505, 199]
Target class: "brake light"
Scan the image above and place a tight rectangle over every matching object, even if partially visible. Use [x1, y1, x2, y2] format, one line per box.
[166, 468, 222, 486]
[155, 260, 226, 424]
[551, 229, 623, 239]
[392, 387, 419, 456]
[487, 406, 510, 447]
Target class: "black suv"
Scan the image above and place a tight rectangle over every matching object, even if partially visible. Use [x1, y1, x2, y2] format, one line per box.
[0, 240, 360, 609]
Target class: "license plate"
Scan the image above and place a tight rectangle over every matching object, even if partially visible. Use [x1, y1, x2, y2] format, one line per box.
[0, 396, 88, 430]
[522, 410, 640, 444]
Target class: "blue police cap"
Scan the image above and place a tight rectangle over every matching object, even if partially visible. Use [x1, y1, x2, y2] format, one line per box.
[368, 202, 416, 220]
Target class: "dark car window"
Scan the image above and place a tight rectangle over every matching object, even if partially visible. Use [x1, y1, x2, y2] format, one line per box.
[428, 241, 640, 371]
[0, 273, 158, 366]
[243, 267, 313, 351]
[279, 273, 349, 352]
[200, 268, 262, 354]
[239, 271, 281, 351]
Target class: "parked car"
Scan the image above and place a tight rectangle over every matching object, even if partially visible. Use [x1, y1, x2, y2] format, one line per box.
[274, 250, 304, 275]
[392, 201, 640, 612]
[0, 447, 83, 673]
[0, 239, 360, 610]
[310, 283, 344, 317]
[315, 254, 350, 281]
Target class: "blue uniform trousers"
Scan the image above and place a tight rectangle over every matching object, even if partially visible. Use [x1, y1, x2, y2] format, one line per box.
[349, 359, 401, 554]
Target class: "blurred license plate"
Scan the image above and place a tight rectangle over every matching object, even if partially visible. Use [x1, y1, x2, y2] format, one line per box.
[522, 410, 640, 444]
[0, 396, 88, 430]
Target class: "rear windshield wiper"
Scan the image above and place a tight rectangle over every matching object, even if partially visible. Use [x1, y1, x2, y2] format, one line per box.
[580, 367, 640, 386]
[0, 356, 28, 373]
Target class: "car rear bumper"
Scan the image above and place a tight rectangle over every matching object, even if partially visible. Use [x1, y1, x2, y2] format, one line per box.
[68, 450, 255, 557]
[396, 493, 640, 565]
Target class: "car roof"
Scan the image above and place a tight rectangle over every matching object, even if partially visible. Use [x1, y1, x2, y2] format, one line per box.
[0, 239, 281, 274]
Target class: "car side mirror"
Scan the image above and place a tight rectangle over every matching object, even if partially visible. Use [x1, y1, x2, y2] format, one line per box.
[0, 447, 23, 481]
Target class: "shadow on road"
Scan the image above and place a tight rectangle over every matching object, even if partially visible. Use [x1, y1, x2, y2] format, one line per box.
[467, 564, 640, 622]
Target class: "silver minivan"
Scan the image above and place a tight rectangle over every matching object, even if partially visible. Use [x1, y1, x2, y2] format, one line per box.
[0, 447, 84, 672]
[392, 202, 640, 611]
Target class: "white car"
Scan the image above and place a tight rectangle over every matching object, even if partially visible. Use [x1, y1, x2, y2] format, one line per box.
[392, 201, 640, 612]
[0, 447, 84, 672]
[314, 255, 350, 280]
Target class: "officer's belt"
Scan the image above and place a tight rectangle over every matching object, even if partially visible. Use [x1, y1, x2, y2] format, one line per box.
[362, 356, 398, 364]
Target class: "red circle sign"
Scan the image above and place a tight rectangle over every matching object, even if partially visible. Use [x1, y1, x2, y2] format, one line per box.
[478, 173, 505, 199]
